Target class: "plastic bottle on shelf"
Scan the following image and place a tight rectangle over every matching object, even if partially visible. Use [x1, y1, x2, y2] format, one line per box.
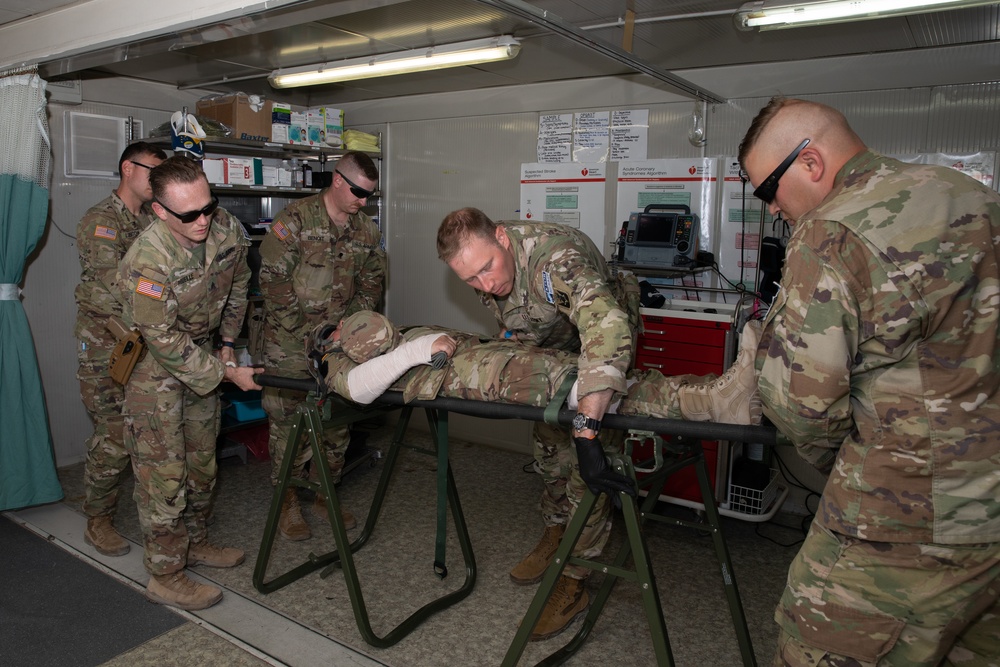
[290, 158, 303, 189]
[302, 162, 313, 189]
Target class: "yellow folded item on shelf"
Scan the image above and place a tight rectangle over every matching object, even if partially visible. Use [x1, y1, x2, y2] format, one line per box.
[343, 130, 379, 152]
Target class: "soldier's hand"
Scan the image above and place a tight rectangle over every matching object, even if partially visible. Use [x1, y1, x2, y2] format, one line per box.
[225, 364, 264, 391]
[431, 334, 457, 360]
[573, 436, 636, 510]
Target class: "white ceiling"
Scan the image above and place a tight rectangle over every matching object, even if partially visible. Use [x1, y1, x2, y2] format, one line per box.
[2, 0, 999, 104]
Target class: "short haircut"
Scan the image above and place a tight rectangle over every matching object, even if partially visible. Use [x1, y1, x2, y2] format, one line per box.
[738, 96, 789, 168]
[118, 141, 168, 176]
[149, 155, 208, 203]
[436, 207, 499, 262]
[337, 151, 379, 182]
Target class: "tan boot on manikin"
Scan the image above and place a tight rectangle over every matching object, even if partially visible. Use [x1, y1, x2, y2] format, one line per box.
[530, 575, 589, 641]
[145, 571, 222, 610]
[278, 488, 311, 541]
[84, 515, 130, 556]
[510, 525, 564, 586]
[678, 320, 763, 425]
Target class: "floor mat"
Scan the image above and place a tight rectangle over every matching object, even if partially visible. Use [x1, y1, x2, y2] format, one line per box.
[0, 515, 184, 667]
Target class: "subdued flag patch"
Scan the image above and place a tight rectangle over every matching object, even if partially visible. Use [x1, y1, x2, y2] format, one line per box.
[94, 225, 117, 240]
[136, 277, 165, 300]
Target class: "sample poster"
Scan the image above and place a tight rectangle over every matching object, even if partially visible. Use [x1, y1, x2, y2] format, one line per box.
[537, 113, 572, 163]
[519, 162, 608, 249]
[610, 109, 648, 162]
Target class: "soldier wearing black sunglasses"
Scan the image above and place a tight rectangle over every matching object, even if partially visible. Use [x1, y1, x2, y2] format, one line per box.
[739, 97, 1000, 666]
[257, 150, 385, 541]
[117, 155, 263, 611]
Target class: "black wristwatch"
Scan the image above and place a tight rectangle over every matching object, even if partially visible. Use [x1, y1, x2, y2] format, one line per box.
[572, 413, 601, 434]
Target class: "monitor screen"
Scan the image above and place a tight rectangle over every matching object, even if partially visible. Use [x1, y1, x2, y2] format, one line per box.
[635, 213, 675, 245]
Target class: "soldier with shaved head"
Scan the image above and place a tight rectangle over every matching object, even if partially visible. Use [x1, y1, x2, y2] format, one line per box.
[740, 97, 1000, 666]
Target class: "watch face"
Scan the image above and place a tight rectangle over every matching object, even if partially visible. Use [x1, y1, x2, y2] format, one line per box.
[573, 413, 585, 430]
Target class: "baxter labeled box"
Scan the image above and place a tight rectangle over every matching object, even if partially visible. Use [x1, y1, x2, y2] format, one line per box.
[196, 93, 271, 142]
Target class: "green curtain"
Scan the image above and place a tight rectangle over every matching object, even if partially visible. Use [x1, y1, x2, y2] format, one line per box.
[0, 70, 62, 510]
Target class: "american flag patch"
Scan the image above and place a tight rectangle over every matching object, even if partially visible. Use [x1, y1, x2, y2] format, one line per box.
[272, 221, 290, 240]
[136, 277, 165, 300]
[94, 225, 117, 240]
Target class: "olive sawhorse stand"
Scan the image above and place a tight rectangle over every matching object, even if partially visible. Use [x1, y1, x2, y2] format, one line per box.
[252, 379, 477, 649]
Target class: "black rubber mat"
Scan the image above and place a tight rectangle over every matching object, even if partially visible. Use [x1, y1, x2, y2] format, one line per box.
[0, 514, 184, 667]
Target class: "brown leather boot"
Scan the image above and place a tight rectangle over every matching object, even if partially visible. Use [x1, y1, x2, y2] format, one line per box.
[145, 571, 223, 610]
[312, 494, 357, 530]
[187, 541, 245, 568]
[509, 525, 564, 585]
[529, 575, 589, 641]
[84, 515, 130, 557]
[278, 489, 311, 541]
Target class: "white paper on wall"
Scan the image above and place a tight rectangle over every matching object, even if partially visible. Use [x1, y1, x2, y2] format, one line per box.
[519, 162, 608, 250]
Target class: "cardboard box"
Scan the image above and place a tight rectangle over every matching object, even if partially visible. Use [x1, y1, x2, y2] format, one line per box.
[225, 157, 254, 185]
[276, 167, 292, 187]
[196, 93, 271, 143]
[306, 108, 325, 145]
[202, 158, 226, 185]
[288, 110, 308, 144]
[271, 102, 292, 143]
[261, 165, 278, 187]
[323, 107, 344, 147]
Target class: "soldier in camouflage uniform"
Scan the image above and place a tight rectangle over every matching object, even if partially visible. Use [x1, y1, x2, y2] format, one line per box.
[258, 151, 384, 541]
[75, 141, 166, 557]
[436, 208, 640, 640]
[118, 156, 263, 611]
[740, 97, 1000, 666]
[312, 310, 761, 428]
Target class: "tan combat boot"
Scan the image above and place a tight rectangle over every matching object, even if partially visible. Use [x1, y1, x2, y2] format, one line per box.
[278, 488, 311, 541]
[84, 515, 130, 556]
[187, 541, 245, 568]
[678, 320, 763, 425]
[145, 571, 223, 610]
[312, 494, 357, 530]
[529, 575, 589, 641]
[510, 525, 564, 585]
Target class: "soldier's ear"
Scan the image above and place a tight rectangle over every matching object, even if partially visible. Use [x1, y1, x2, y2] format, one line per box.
[151, 201, 169, 222]
[495, 225, 510, 249]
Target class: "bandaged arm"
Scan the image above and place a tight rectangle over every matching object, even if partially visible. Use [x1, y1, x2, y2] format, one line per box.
[345, 334, 441, 404]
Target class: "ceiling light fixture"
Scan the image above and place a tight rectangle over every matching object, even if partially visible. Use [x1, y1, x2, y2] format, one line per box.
[269, 35, 521, 88]
[735, 0, 995, 30]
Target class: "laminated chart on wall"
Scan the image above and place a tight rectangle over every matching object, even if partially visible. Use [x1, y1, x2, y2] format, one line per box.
[893, 151, 997, 189]
[519, 162, 607, 250]
[573, 111, 610, 163]
[610, 109, 648, 162]
[715, 158, 778, 295]
[537, 113, 573, 163]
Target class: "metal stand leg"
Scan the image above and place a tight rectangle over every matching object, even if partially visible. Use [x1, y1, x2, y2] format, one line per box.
[502, 438, 756, 667]
[252, 403, 478, 648]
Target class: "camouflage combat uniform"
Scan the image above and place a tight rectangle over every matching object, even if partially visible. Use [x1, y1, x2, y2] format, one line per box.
[259, 193, 385, 485]
[74, 193, 157, 519]
[757, 151, 1000, 666]
[325, 325, 685, 418]
[117, 210, 250, 576]
[477, 222, 639, 579]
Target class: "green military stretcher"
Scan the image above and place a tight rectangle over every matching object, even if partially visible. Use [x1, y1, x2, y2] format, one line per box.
[253, 373, 779, 666]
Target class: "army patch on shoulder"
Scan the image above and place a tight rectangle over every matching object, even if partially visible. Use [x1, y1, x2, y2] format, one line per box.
[272, 221, 290, 240]
[94, 225, 117, 240]
[136, 277, 165, 300]
[542, 270, 554, 304]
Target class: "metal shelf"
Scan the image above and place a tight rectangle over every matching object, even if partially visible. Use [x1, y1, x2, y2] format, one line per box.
[146, 135, 380, 161]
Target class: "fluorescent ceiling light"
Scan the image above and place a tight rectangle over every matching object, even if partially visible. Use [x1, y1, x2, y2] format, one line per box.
[269, 35, 521, 88]
[735, 0, 995, 30]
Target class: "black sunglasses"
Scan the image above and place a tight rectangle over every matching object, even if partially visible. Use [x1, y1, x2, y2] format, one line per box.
[156, 195, 219, 224]
[754, 138, 810, 204]
[335, 170, 375, 199]
[129, 160, 156, 170]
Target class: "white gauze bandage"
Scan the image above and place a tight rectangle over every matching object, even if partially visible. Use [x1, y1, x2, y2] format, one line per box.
[345, 334, 442, 404]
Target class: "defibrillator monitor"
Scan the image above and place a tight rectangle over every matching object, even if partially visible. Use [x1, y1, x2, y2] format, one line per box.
[618, 204, 699, 267]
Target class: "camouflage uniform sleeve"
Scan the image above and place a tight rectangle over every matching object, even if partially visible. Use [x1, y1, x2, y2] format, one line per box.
[757, 220, 861, 471]
[345, 229, 386, 317]
[258, 212, 305, 332]
[535, 246, 631, 398]
[219, 211, 252, 340]
[324, 353, 358, 400]
[78, 207, 125, 305]
[119, 253, 225, 397]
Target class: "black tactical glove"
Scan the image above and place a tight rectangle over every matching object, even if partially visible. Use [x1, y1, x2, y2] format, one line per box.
[574, 436, 636, 509]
